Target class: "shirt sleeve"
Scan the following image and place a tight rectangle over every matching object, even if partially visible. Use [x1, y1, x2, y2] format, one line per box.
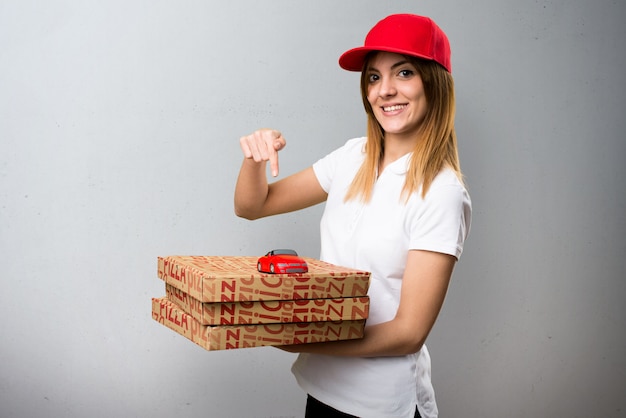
[408, 182, 472, 259]
[313, 137, 365, 193]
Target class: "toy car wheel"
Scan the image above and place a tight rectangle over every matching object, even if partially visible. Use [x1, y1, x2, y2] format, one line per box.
[270, 264, 275, 273]
[257, 262, 262, 271]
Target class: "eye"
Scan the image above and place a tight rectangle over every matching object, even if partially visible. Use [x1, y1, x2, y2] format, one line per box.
[367, 73, 380, 83]
[398, 69, 415, 78]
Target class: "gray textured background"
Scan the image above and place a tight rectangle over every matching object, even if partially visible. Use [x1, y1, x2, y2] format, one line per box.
[1, 1, 624, 417]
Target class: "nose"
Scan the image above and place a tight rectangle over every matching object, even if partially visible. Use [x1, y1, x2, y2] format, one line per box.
[378, 75, 397, 98]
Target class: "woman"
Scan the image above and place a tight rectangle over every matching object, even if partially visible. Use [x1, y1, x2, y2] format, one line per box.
[234, 14, 471, 418]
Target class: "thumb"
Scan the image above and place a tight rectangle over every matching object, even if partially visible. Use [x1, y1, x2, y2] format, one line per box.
[274, 138, 286, 151]
[270, 130, 286, 151]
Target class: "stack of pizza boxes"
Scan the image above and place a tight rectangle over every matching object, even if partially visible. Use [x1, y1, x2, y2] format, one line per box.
[152, 255, 371, 350]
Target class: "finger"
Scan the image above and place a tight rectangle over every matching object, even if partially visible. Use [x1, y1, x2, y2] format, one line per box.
[268, 131, 285, 177]
[268, 147, 279, 177]
[255, 130, 274, 161]
[239, 135, 253, 159]
[244, 132, 270, 162]
[265, 133, 279, 177]
[241, 134, 265, 161]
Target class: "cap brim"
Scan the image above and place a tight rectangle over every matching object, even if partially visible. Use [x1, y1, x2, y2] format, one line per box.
[339, 46, 438, 72]
[338, 47, 372, 71]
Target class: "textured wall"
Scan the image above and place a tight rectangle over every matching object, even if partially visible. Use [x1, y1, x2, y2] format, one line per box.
[0, 1, 624, 417]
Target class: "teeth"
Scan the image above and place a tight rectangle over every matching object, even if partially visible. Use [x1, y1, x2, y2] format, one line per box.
[383, 105, 405, 112]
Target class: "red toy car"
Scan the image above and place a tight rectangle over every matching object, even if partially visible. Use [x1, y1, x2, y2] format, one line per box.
[257, 249, 309, 274]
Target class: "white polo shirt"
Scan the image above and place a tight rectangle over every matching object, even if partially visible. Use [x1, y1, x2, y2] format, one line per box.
[291, 137, 471, 418]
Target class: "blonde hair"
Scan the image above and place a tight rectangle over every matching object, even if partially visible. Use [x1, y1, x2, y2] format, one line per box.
[344, 55, 463, 202]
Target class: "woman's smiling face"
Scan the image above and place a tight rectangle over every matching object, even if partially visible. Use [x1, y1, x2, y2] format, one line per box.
[365, 52, 428, 142]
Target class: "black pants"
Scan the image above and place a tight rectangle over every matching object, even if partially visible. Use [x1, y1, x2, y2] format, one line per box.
[305, 395, 421, 418]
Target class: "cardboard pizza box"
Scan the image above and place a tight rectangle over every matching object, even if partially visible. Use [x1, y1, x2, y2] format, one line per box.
[165, 283, 370, 325]
[152, 297, 366, 351]
[157, 256, 370, 303]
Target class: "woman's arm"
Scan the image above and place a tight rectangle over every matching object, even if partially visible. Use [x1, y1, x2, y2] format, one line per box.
[234, 129, 327, 219]
[279, 249, 455, 357]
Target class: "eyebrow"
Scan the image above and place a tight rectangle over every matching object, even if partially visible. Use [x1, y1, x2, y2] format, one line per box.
[367, 60, 412, 73]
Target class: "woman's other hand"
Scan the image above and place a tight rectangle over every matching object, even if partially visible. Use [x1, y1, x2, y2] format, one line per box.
[239, 129, 286, 177]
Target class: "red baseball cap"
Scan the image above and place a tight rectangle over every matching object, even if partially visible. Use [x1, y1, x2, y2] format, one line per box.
[339, 14, 452, 73]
